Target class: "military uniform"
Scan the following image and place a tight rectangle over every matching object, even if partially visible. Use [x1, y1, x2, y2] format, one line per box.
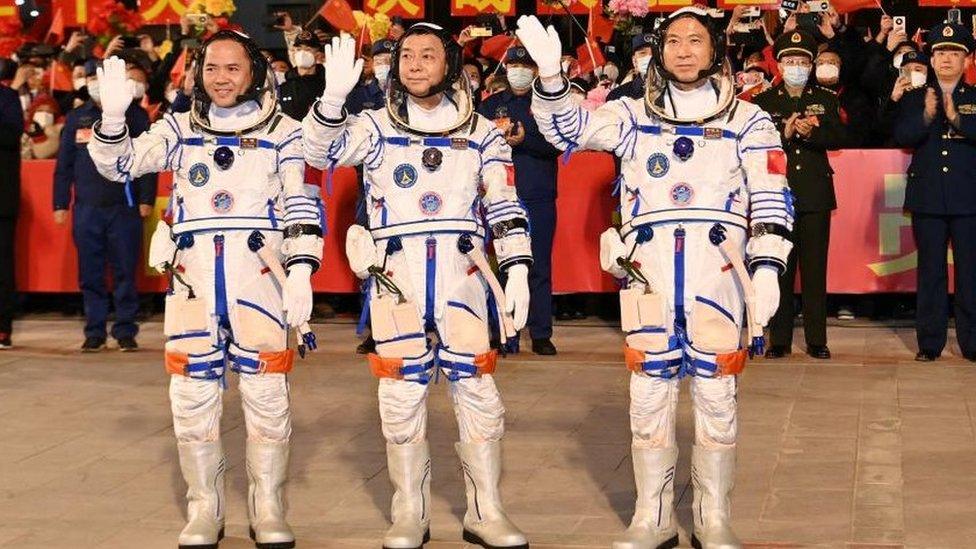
[753, 30, 845, 358]
[893, 23, 976, 360]
[606, 32, 652, 103]
[278, 31, 325, 121]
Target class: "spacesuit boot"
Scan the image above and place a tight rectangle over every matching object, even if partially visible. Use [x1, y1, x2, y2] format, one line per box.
[177, 441, 226, 549]
[246, 441, 296, 549]
[383, 442, 432, 549]
[457, 441, 528, 549]
[612, 446, 680, 549]
[690, 446, 741, 549]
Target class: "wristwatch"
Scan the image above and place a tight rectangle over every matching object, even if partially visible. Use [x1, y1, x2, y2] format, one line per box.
[285, 224, 323, 239]
[491, 218, 529, 239]
[750, 222, 791, 241]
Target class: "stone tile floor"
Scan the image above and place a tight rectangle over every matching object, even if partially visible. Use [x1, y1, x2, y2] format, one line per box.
[1, 319, 974, 548]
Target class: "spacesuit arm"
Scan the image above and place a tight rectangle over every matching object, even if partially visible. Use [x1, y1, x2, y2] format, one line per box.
[89, 112, 183, 183]
[302, 101, 383, 171]
[278, 127, 325, 273]
[737, 107, 794, 274]
[480, 127, 533, 272]
[530, 75, 633, 155]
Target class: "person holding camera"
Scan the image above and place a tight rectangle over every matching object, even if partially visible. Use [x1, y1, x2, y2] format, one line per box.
[894, 23, 976, 362]
[754, 30, 844, 360]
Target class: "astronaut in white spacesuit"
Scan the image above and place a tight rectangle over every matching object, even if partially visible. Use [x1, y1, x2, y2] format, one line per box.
[517, 9, 793, 549]
[303, 29, 530, 549]
[89, 31, 323, 549]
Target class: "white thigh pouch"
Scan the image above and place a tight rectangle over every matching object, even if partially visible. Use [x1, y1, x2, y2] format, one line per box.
[690, 375, 738, 448]
[444, 300, 489, 354]
[689, 295, 741, 354]
[239, 373, 292, 443]
[170, 375, 223, 443]
[378, 378, 431, 444]
[449, 375, 505, 444]
[368, 294, 434, 384]
[164, 293, 224, 380]
[620, 288, 668, 351]
[629, 373, 680, 448]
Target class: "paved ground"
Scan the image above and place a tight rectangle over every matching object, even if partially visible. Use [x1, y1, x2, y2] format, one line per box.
[1, 318, 975, 548]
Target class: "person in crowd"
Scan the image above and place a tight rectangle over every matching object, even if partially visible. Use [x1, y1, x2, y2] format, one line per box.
[278, 30, 326, 121]
[347, 39, 393, 115]
[21, 94, 63, 159]
[0, 72, 23, 349]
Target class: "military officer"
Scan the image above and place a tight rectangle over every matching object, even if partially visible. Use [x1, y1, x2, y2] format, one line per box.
[753, 30, 845, 360]
[605, 32, 653, 102]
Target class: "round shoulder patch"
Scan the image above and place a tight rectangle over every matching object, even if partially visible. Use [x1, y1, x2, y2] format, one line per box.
[394, 163, 418, 188]
[646, 153, 670, 179]
[189, 163, 210, 187]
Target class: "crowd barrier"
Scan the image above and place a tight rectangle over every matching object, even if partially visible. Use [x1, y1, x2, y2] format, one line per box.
[16, 149, 935, 294]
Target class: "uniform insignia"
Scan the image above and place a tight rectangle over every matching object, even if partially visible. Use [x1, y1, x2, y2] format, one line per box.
[958, 104, 976, 114]
[670, 183, 694, 206]
[422, 147, 443, 172]
[393, 164, 418, 188]
[791, 32, 802, 43]
[805, 104, 826, 115]
[944, 26, 954, 37]
[451, 138, 468, 150]
[239, 138, 258, 149]
[189, 163, 210, 187]
[646, 153, 670, 178]
[419, 191, 443, 215]
[211, 190, 234, 213]
[703, 127, 723, 139]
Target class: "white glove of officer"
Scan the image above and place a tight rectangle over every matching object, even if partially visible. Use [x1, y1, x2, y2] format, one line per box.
[752, 267, 780, 327]
[599, 228, 628, 279]
[504, 264, 530, 331]
[283, 264, 314, 328]
[515, 15, 563, 79]
[345, 224, 378, 279]
[320, 35, 364, 114]
[95, 56, 132, 134]
[147, 220, 176, 273]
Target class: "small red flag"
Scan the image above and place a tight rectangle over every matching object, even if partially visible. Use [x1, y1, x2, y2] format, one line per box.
[576, 38, 605, 76]
[588, 4, 614, 44]
[45, 8, 64, 45]
[319, 0, 358, 33]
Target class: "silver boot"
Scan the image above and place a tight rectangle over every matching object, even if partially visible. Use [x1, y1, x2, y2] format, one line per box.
[246, 440, 295, 549]
[383, 442, 432, 549]
[690, 445, 742, 549]
[456, 441, 528, 549]
[612, 446, 680, 549]
[177, 440, 226, 549]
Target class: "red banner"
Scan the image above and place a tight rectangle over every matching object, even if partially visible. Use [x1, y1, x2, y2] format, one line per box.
[363, 0, 424, 20]
[451, 0, 516, 16]
[538, 0, 693, 15]
[716, 0, 779, 8]
[917, 0, 976, 6]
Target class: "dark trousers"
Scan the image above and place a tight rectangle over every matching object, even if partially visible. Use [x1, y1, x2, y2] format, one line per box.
[0, 217, 15, 334]
[72, 204, 143, 340]
[912, 213, 976, 355]
[524, 198, 555, 340]
[769, 210, 831, 348]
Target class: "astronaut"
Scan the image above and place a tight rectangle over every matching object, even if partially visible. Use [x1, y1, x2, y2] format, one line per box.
[303, 29, 530, 549]
[89, 30, 323, 549]
[517, 10, 793, 549]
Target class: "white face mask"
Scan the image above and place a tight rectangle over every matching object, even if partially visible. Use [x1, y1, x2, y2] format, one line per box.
[635, 55, 651, 76]
[165, 88, 179, 104]
[910, 70, 928, 87]
[127, 79, 146, 100]
[73, 77, 87, 91]
[32, 111, 54, 128]
[87, 80, 100, 102]
[815, 64, 840, 82]
[507, 66, 535, 90]
[892, 53, 905, 69]
[274, 70, 287, 85]
[294, 50, 316, 69]
[604, 64, 620, 82]
[374, 64, 391, 85]
[782, 65, 811, 87]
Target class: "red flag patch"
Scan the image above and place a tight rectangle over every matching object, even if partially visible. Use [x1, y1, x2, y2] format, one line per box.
[766, 150, 787, 175]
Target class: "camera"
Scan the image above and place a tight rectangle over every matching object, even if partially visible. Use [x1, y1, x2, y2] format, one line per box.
[893, 16, 906, 33]
[121, 36, 142, 49]
[796, 12, 822, 31]
[806, 1, 828, 12]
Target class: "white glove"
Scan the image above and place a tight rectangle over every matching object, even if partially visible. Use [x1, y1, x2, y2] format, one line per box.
[147, 220, 176, 273]
[283, 264, 314, 328]
[599, 228, 628, 279]
[321, 35, 364, 111]
[95, 56, 132, 134]
[345, 224, 377, 279]
[515, 15, 563, 79]
[504, 264, 530, 331]
[751, 267, 781, 327]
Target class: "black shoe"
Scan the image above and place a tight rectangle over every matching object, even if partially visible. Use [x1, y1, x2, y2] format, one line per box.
[356, 335, 376, 355]
[807, 345, 831, 359]
[572, 310, 587, 320]
[81, 336, 106, 352]
[0, 333, 10, 350]
[555, 310, 573, 321]
[915, 350, 940, 362]
[964, 352, 976, 362]
[532, 338, 557, 355]
[764, 345, 789, 359]
[117, 337, 138, 352]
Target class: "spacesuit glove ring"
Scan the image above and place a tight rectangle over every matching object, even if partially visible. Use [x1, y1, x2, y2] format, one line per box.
[752, 266, 780, 327]
[95, 56, 132, 133]
[504, 264, 530, 331]
[283, 264, 314, 328]
[515, 16, 563, 79]
[321, 35, 364, 109]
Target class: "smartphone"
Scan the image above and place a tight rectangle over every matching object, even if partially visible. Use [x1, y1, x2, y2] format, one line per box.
[743, 6, 761, 17]
[121, 35, 141, 49]
[797, 12, 822, 31]
[806, 0, 829, 12]
[470, 26, 493, 38]
[893, 16, 906, 34]
[948, 8, 961, 25]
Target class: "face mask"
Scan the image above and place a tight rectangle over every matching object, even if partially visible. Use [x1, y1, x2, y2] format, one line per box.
[910, 70, 928, 88]
[815, 64, 839, 82]
[507, 67, 535, 90]
[73, 77, 87, 91]
[636, 55, 651, 76]
[782, 65, 810, 87]
[374, 64, 390, 84]
[274, 70, 287, 85]
[127, 79, 146, 100]
[88, 80, 100, 103]
[165, 88, 179, 104]
[892, 53, 905, 69]
[32, 111, 54, 128]
[294, 50, 315, 69]
[604, 64, 620, 82]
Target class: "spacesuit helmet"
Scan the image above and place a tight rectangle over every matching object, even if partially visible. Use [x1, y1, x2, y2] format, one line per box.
[644, 6, 735, 123]
[386, 22, 474, 136]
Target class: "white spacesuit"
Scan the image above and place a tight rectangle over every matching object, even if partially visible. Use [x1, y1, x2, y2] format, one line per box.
[517, 10, 793, 549]
[89, 31, 322, 549]
[303, 30, 530, 549]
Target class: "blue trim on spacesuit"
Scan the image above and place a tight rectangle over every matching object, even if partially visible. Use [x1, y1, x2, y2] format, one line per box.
[424, 238, 437, 333]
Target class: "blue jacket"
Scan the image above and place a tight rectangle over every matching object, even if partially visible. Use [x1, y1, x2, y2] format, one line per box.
[478, 89, 561, 201]
[54, 101, 157, 210]
[0, 85, 24, 218]
[895, 82, 976, 215]
[346, 79, 385, 115]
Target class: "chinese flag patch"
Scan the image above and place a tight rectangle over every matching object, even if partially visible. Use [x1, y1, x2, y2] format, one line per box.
[766, 150, 787, 175]
[505, 165, 516, 186]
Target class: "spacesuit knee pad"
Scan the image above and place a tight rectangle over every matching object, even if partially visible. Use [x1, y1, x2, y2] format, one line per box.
[164, 294, 225, 380]
[691, 376, 738, 447]
[169, 375, 223, 442]
[378, 378, 430, 444]
[231, 299, 287, 352]
[451, 376, 505, 443]
[629, 373, 679, 448]
[239, 373, 292, 442]
[444, 301, 489, 353]
[227, 342, 295, 375]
